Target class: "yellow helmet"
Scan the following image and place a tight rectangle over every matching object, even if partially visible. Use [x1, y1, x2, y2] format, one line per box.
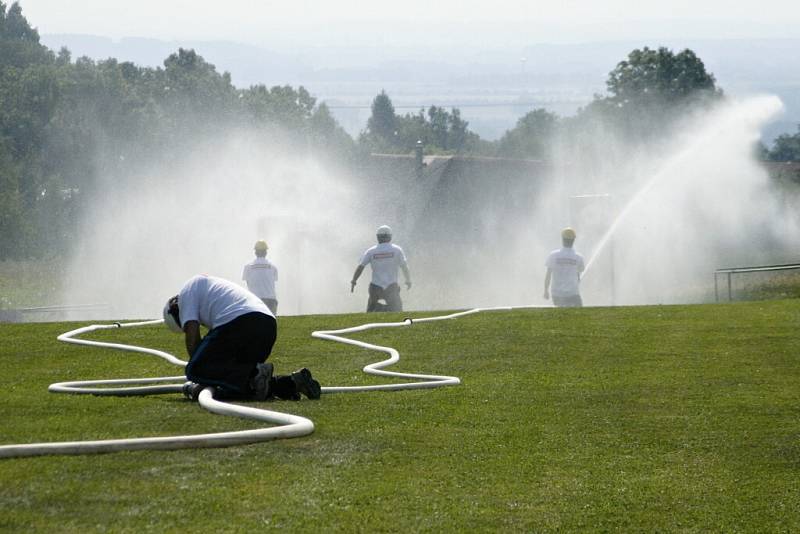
[561, 227, 576, 240]
[254, 240, 268, 252]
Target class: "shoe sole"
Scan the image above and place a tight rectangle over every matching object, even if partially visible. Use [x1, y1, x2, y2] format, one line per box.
[293, 368, 321, 400]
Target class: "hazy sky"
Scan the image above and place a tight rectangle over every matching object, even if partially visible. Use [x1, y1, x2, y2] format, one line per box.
[19, 0, 800, 47]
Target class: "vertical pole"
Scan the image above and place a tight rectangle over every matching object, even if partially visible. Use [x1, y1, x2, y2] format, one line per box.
[415, 140, 424, 179]
[607, 196, 615, 306]
[714, 273, 719, 303]
[727, 272, 732, 302]
[609, 225, 616, 306]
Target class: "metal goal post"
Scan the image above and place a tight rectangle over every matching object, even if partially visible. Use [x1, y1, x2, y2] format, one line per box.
[714, 263, 800, 302]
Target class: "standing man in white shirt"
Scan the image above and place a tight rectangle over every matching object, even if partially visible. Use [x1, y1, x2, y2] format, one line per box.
[242, 240, 278, 315]
[162, 274, 320, 401]
[350, 225, 412, 312]
[544, 227, 586, 307]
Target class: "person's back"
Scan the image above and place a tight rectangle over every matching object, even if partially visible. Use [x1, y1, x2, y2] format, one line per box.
[544, 227, 585, 307]
[350, 225, 412, 312]
[242, 240, 278, 314]
[361, 241, 407, 289]
[179, 274, 272, 330]
[546, 247, 584, 296]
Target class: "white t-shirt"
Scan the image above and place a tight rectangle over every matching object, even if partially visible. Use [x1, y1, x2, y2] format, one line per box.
[359, 242, 408, 289]
[545, 247, 585, 297]
[178, 274, 273, 330]
[242, 257, 278, 300]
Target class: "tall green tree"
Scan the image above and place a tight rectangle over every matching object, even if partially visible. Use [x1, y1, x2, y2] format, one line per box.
[766, 126, 800, 162]
[363, 90, 397, 149]
[0, 2, 361, 259]
[605, 47, 719, 107]
[496, 108, 559, 159]
[243, 84, 316, 133]
[584, 46, 722, 141]
[394, 109, 427, 152]
[308, 102, 356, 159]
[426, 106, 449, 149]
[0, 1, 50, 69]
[362, 96, 478, 155]
[447, 108, 469, 152]
[0, 1, 61, 258]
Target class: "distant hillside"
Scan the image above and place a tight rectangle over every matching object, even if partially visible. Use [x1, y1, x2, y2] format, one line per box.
[40, 34, 800, 142]
[41, 34, 311, 86]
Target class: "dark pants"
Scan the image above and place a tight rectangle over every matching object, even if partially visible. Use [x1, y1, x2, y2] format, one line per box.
[367, 283, 402, 312]
[185, 312, 298, 399]
[553, 294, 583, 308]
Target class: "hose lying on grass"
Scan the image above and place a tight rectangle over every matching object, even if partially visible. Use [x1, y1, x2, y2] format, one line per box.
[0, 308, 501, 458]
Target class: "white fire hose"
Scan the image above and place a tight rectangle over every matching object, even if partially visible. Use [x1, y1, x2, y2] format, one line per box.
[0, 307, 532, 458]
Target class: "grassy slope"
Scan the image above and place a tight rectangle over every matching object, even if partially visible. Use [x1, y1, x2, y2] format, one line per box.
[0, 260, 64, 309]
[1, 301, 799, 532]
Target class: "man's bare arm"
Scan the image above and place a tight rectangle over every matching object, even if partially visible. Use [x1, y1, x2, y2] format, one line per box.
[183, 320, 201, 357]
[401, 264, 412, 290]
[543, 268, 552, 300]
[351, 264, 365, 293]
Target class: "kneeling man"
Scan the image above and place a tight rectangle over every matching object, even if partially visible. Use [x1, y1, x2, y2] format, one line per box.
[163, 274, 320, 401]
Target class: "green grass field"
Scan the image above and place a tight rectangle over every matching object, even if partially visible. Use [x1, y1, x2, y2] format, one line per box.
[1, 301, 800, 532]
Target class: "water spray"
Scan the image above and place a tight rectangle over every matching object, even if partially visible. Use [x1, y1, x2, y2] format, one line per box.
[3, 94, 788, 456]
[578, 95, 788, 304]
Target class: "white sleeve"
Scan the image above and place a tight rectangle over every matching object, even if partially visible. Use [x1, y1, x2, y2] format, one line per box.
[242, 264, 248, 281]
[178, 277, 202, 325]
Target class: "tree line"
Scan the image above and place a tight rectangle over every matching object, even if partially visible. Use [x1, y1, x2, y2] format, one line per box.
[1, 1, 798, 260]
[0, 1, 356, 259]
[362, 47, 799, 163]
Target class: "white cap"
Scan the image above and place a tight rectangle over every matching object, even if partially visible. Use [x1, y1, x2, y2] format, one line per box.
[162, 299, 183, 333]
[376, 225, 392, 237]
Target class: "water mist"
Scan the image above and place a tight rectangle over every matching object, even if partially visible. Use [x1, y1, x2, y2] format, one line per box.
[61, 131, 373, 318]
[60, 95, 798, 318]
[569, 95, 798, 305]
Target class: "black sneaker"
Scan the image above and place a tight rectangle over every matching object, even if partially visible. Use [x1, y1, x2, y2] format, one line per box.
[251, 362, 274, 401]
[291, 368, 321, 400]
[182, 381, 204, 401]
